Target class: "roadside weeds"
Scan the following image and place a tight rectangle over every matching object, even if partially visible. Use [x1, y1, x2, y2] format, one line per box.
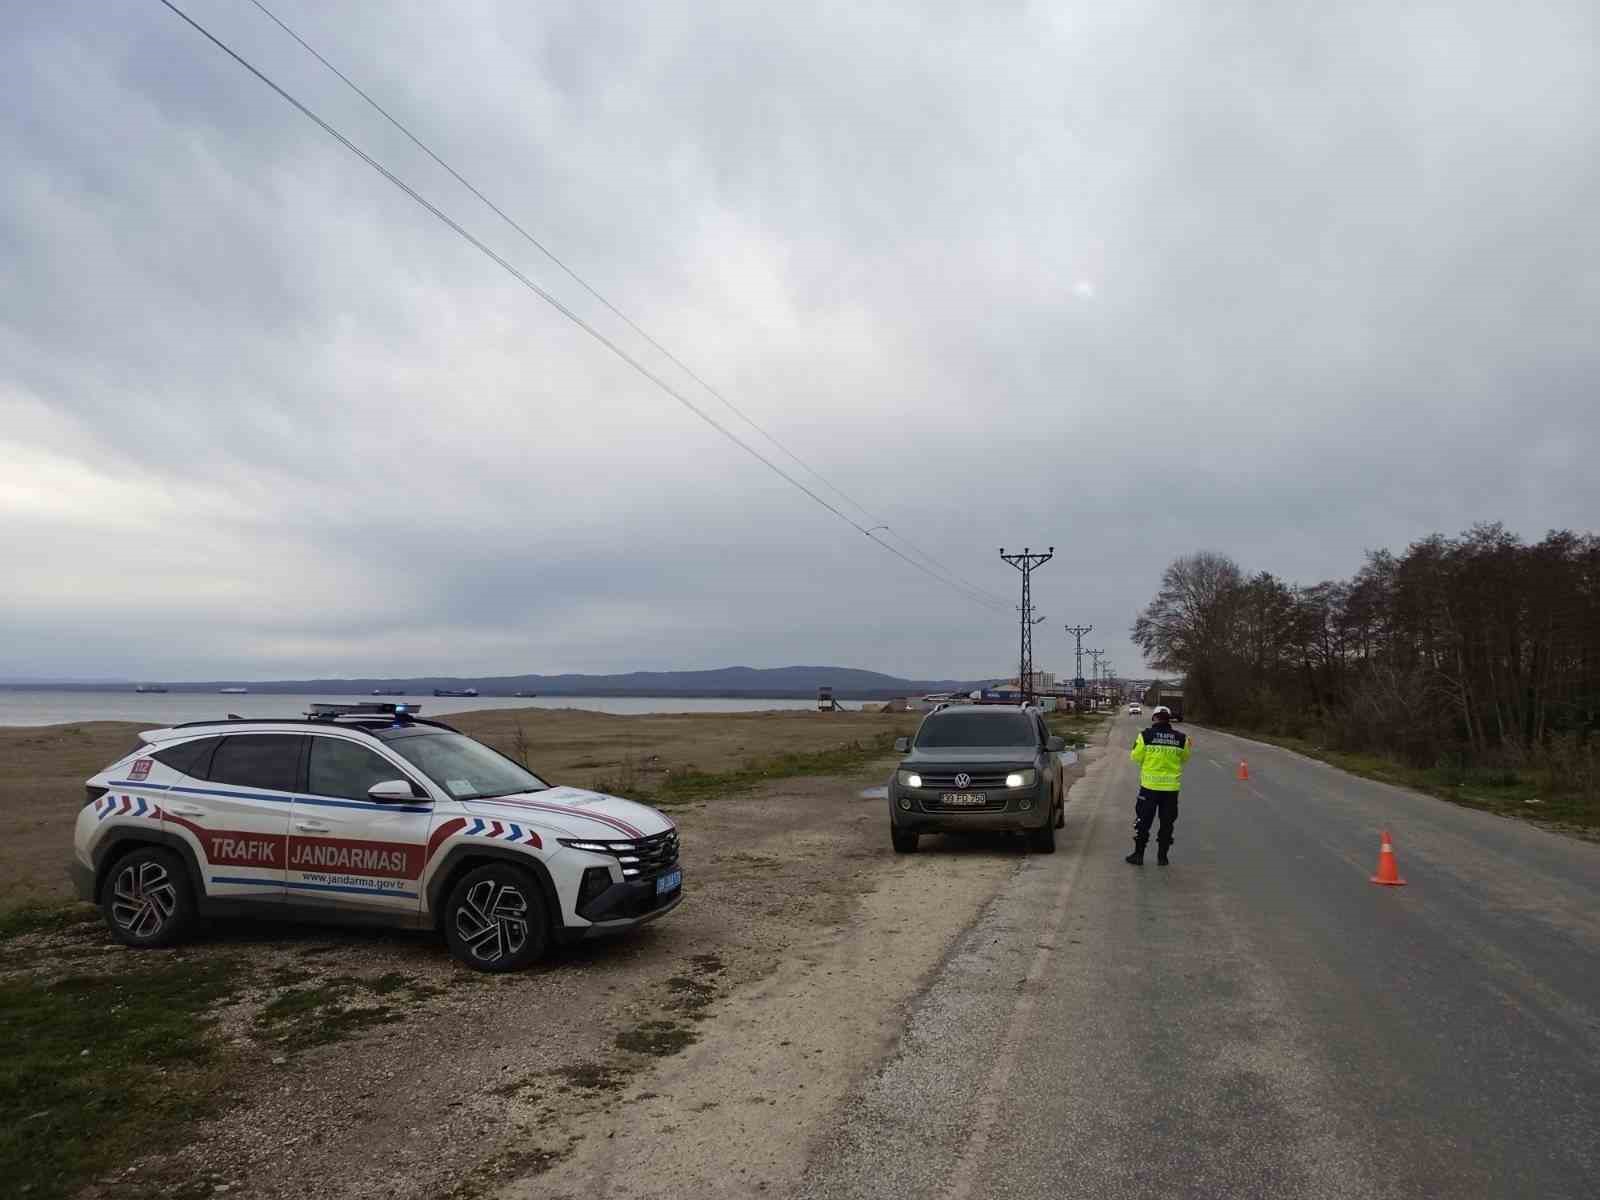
[588, 731, 912, 806]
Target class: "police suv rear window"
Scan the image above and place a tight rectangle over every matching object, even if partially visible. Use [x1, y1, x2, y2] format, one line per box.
[151, 736, 221, 779]
[207, 734, 305, 793]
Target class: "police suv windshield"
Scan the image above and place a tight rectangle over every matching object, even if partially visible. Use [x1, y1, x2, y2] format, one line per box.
[381, 730, 547, 800]
[915, 711, 1037, 748]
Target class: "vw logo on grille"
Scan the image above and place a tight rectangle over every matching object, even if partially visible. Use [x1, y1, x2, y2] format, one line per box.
[954, 772, 971, 788]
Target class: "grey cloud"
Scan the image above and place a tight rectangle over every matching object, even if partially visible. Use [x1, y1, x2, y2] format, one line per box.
[3, 0, 1597, 682]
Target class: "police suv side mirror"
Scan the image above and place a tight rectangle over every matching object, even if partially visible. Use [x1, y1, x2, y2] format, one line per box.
[1046, 736, 1066, 753]
[893, 737, 910, 753]
[368, 779, 421, 802]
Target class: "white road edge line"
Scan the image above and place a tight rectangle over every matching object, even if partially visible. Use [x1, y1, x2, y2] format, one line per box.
[941, 749, 1109, 1200]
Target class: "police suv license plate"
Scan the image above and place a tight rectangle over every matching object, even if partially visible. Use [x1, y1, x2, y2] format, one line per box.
[656, 868, 682, 896]
[941, 792, 987, 807]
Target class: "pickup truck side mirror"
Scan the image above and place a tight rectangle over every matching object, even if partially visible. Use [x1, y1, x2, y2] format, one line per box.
[1046, 736, 1066, 753]
[368, 778, 422, 802]
[893, 737, 910, 753]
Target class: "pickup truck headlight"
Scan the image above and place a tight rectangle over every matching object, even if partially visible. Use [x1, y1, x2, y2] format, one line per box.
[1006, 769, 1037, 789]
[896, 770, 923, 789]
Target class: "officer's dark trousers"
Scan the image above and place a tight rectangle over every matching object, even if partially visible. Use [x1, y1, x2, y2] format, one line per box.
[1133, 787, 1179, 848]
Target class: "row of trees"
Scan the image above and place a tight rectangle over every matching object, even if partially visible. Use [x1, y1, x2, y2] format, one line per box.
[1131, 525, 1600, 785]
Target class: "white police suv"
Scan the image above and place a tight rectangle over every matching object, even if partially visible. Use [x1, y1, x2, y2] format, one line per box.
[70, 704, 682, 971]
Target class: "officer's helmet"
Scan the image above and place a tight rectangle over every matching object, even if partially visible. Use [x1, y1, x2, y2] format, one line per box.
[1152, 706, 1172, 721]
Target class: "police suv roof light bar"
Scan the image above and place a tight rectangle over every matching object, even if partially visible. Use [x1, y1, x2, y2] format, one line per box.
[306, 702, 421, 722]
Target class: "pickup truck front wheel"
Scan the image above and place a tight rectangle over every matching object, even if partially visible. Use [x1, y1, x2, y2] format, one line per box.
[1029, 819, 1057, 854]
[891, 828, 919, 854]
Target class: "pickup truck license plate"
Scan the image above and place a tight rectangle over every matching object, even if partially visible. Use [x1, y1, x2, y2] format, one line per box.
[656, 869, 682, 896]
[941, 792, 987, 807]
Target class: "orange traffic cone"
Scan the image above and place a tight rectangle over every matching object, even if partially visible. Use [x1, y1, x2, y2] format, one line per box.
[1370, 830, 1406, 886]
[1236, 760, 1250, 780]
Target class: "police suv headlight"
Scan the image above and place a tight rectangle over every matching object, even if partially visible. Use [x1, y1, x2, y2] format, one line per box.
[897, 770, 923, 789]
[1006, 769, 1037, 789]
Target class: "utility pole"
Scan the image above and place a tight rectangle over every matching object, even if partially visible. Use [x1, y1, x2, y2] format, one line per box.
[1000, 546, 1054, 704]
[1064, 623, 1093, 695]
[1087, 648, 1105, 707]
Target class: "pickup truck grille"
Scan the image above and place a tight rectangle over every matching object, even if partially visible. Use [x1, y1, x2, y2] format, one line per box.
[915, 770, 1014, 790]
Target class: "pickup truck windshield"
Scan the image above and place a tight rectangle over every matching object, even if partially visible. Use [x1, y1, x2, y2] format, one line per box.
[915, 712, 1037, 748]
[384, 731, 547, 800]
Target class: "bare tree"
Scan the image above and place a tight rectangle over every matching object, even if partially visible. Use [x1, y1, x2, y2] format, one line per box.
[1130, 528, 1600, 797]
[1131, 551, 1245, 719]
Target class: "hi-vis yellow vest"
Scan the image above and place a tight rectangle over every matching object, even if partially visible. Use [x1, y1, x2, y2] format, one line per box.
[1130, 725, 1193, 791]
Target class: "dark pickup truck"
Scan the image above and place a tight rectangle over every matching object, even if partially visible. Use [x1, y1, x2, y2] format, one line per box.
[887, 705, 1066, 854]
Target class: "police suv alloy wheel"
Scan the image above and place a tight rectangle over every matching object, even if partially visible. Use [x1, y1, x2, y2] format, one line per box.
[101, 846, 197, 948]
[442, 863, 549, 972]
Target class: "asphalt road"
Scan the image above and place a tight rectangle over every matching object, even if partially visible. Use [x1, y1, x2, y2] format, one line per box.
[801, 716, 1600, 1199]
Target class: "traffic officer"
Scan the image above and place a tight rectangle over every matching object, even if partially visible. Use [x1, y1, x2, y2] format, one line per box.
[1127, 705, 1192, 866]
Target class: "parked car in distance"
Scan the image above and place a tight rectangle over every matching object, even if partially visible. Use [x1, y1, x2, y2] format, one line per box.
[887, 706, 1067, 854]
[1128, 703, 1142, 715]
[72, 703, 682, 971]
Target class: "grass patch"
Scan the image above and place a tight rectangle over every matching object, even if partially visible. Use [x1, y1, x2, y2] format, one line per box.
[548, 1062, 626, 1092]
[1214, 728, 1599, 837]
[664, 974, 718, 1015]
[0, 902, 96, 943]
[0, 956, 247, 1200]
[615, 1019, 697, 1057]
[252, 973, 430, 1048]
[448, 1139, 574, 1199]
[593, 730, 913, 805]
[1046, 711, 1108, 749]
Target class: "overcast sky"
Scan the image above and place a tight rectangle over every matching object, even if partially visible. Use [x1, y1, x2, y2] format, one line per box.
[3, 0, 1597, 683]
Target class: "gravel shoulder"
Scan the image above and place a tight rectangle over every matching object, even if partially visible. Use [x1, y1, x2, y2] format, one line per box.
[498, 724, 1108, 1199]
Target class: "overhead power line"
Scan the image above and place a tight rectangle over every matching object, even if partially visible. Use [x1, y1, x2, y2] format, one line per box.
[154, 0, 1009, 614]
[239, 0, 1010, 611]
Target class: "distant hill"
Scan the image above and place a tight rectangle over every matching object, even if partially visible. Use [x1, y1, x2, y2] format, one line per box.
[25, 665, 988, 700]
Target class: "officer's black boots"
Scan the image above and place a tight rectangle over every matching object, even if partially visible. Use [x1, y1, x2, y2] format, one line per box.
[1156, 844, 1171, 866]
[1125, 837, 1147, 866]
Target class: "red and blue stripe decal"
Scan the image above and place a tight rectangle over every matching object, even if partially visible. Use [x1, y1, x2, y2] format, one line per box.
[463, 818, 542, 846]
[96, 794, 161, 822]
[422, 816, 541, 864]
[480, 796, 648, 839]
